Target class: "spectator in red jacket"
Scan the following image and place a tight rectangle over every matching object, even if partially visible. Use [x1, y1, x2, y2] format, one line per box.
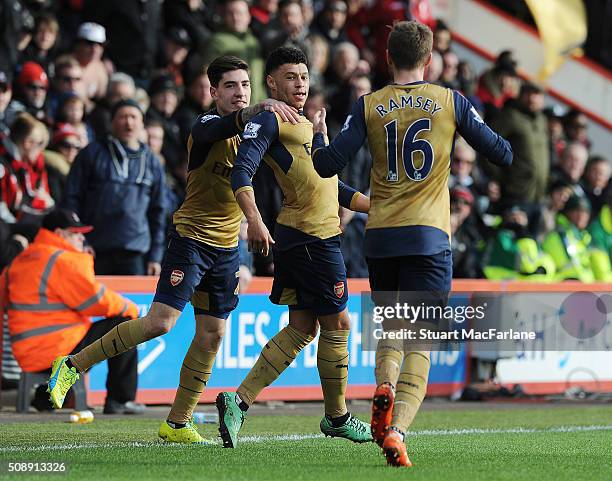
[346, 0, 408, 87]
[0, 113, 54, 223]
[0, 69, 12, 136]
[476, 51, 520, 120]
[250, 0, 280, 38]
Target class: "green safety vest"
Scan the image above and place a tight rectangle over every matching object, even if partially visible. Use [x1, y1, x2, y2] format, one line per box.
[589, 205, 612, 259]
[484, 229, 555, 281]
[542, 214, 608, 282]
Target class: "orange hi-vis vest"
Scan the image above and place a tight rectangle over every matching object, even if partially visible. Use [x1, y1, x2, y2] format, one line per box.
[1, 228, 139, 372]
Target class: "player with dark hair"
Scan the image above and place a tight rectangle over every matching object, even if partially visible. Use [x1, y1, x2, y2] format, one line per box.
[311, 21, 512, 467]
[215, 46, 372, 448]
[47, 55, 299, 444]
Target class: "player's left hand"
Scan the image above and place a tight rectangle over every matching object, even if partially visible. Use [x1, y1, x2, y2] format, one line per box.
[247, 218, 275, 256]
[313, 108, 328, 136]
[339, 207, 355, 232]
[147, 262, 162, 276]
[261, 99, 300, 124]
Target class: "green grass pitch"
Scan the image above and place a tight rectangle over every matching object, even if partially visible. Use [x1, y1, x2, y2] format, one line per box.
[1, 405, 611, 481]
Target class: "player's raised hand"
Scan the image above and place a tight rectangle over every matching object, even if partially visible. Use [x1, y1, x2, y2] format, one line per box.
[261, 99, 300, 124]
[247, 218, 275, 256]
[313, 108, 328, 136]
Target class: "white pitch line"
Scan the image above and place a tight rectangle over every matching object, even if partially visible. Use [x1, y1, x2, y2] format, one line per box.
[1, 425, 611, 453]
[240, 433, 322, 442]
[403, 425, 612, 436]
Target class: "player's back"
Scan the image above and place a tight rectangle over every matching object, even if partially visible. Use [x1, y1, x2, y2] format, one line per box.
[362, 82, 456, 257]
[313, 79, 511, 259]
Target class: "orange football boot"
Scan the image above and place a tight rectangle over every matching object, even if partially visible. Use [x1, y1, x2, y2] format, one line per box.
[382, 429, 412, 468]
[370, 382, 395, 447]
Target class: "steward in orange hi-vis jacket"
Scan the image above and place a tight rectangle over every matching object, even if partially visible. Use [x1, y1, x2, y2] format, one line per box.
[1, 211, 139, 373]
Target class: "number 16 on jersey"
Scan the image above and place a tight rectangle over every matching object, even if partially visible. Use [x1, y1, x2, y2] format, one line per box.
[384, 117, 434, 183]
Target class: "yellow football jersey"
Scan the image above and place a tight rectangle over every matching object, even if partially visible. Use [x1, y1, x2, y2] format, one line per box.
[232, 111, 359, 249]
[173, 109, 244, 248]
[363, 83, 455, 235]
[313, 81, 512, 258]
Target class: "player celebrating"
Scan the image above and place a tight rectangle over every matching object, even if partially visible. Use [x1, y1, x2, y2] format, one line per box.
[47, 55, 300, 444]
[311, 21, 512, 467]
[215, 47, 372, 448]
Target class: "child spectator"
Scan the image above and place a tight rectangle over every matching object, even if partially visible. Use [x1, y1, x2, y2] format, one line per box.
[20, 13, 60, 75]
[45, 123, 82, 203]
[56, 95, 93, 147]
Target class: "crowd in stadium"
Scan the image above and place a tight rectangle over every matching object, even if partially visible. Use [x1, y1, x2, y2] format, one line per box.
[0, 0, 610, 283]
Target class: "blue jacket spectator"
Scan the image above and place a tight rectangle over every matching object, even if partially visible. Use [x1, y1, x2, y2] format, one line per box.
[63, 99, 167, 275]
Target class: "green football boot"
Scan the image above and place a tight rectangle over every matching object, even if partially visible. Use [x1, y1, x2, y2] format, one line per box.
[320, 413, 373, 443]
[216, 392, 245, 448]
[158, 419, 214, 444]
[47, 356, 80, 409]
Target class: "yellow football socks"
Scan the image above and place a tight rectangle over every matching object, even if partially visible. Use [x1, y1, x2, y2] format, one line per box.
[168, 342, 216, 424]
[71, 317, 148, 372]
[237, 325, 313, 405]
[317, 329, 350, 417]
[391, 351, 430, 433]
[374, 337, 404, 387]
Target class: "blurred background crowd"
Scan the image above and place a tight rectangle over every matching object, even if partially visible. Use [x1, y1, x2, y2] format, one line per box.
[0, 0, 610, 284]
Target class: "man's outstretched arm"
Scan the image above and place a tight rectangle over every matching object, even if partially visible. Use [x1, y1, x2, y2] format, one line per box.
[311, 96, 368, 177]
[191, 100, 299, 144]
[453, 91, 513, 167]
[191, 110, 245, 144]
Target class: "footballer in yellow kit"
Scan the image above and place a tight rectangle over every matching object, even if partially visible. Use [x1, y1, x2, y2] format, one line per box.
[312, 21, 512, 467]
[216, 46, 372, 450]
[46, 55, 302, 447]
